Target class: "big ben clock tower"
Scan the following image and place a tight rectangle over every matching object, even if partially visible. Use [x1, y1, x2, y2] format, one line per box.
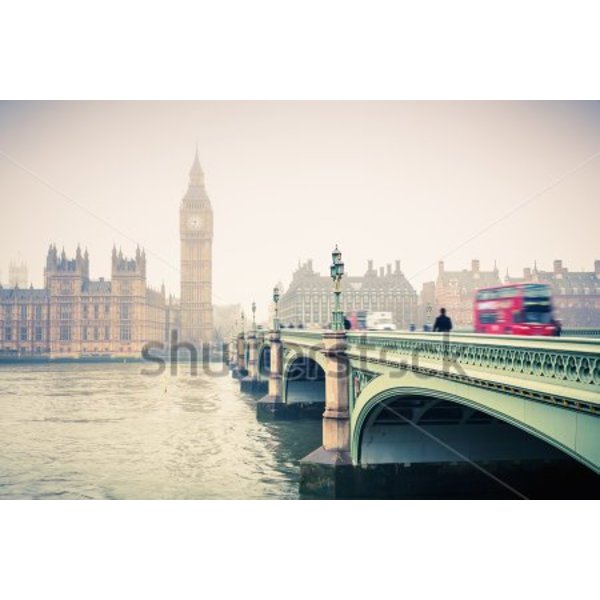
[180, 148, 213, 344]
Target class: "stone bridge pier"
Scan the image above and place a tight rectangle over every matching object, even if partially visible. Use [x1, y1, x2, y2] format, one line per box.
[240, 330, 268, 394]
[256, 330, 285, 416]
[228, 333, 237, 371]
[299, 331, 354, 495]
[231, 332, 247, 380]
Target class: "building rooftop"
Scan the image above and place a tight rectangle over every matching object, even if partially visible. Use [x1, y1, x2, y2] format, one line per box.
[0, 287, 49, 301]
[284, 260, 417, 296]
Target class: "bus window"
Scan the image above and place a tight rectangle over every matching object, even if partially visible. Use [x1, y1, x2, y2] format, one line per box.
[480, 312, 497, 324]
[523, 310, 552, 324]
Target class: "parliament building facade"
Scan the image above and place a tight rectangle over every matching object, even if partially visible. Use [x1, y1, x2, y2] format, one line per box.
[0, 151, 214, 359]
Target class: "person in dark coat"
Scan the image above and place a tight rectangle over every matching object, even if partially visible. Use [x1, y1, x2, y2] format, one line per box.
[433, 308, 453, 333]
[552, 318, 562, 337]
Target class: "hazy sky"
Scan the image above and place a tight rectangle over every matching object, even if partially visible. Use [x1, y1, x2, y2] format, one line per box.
[0, 101, 599, 320]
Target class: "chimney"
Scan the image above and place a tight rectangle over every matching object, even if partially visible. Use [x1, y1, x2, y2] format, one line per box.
[553, 259, 563, 274]
[367, 259, 374, 273]
[307, 259, 313, 271]
[524, 267, 531, 279]
[438, 261, 444, 274]
[379, 267, 385, 278]
[471, 259, 480, 273]
[395, 260, 401, 273]
[386, 264, 392, 276]
[595, 260, 600, 275]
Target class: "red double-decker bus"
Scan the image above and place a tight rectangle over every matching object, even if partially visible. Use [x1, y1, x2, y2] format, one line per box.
[474, 282, 558, 336]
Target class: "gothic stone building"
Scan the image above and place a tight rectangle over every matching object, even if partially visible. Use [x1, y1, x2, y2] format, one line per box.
[179, 149, 214, 344]
[0, 151, 217, 358]
[279, 259, 417, 328]
[0, 244, 168, 359]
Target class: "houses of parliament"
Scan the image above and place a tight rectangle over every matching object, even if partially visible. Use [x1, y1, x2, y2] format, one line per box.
[0, 151, 214, 359]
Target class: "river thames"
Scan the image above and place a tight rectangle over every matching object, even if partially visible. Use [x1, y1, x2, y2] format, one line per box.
[0, 362, 322, 499]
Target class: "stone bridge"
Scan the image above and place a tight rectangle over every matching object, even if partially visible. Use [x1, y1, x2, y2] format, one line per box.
[230, 328, 600, 498]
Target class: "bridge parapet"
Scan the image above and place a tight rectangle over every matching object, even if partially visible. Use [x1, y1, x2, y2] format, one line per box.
[278, 329, 600, 412]
[279, 330, 600, 390]
[279, 329, 324, 345]
[345, 332, 600, 390]
[563, 328, 600, 338]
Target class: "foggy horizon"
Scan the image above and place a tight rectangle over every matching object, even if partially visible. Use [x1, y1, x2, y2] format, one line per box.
[1, 101, 599, 320]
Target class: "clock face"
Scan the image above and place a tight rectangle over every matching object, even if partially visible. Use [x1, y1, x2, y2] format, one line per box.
[188, 215, 201, 230]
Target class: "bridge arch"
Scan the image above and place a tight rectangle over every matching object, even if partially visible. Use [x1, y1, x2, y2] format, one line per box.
[282, 346, 327, 405]
[257, 342, 271, 378]
[351, 371, 600, 474]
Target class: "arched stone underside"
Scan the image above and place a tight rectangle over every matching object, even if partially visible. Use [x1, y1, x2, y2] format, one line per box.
[244, 344, 250, 370]
[282, 346, 327, 405]
[351, 372, 600, 474]
[258, 345, 271, 379]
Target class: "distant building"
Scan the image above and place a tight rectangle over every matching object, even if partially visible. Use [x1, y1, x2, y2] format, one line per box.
[8, 259, 28, 288]
[213, 304, 243, 343]
[434, 260, 502, 328]
[418, 281, 436, 328]
[165, 295, 181, 344]
[0, 245, 168, 358]
[506, 260, 600, 327]
[279, 259, 417, 328]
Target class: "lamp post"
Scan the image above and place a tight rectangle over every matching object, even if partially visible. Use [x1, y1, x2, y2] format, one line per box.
[231, 322, 238, 366]
[330, 244, 345, 331]
[273, 286, 280, 331]
[251, 301, 256, 331]
[241, 310, 245, 334]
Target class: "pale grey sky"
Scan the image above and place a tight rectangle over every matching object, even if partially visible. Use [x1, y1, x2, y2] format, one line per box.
[0, 101, 599, 320]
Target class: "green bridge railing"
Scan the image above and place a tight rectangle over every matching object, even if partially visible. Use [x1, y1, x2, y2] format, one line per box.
[279, 329, 600, 392]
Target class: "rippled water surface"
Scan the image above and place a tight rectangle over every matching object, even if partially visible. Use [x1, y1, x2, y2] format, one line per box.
[0, 363, 322, 499]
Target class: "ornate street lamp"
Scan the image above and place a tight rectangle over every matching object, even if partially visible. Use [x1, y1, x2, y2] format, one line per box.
[330, 244, 345, 331]
[251, 301, 257, 331]
[273, 286, 280, 331]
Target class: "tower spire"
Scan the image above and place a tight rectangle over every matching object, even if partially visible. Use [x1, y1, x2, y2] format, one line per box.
[182, 146, 209, 208]
[189, 146, 204, 184]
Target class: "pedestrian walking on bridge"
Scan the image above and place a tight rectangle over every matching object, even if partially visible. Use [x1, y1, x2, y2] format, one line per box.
[433, 308, 453, 333]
